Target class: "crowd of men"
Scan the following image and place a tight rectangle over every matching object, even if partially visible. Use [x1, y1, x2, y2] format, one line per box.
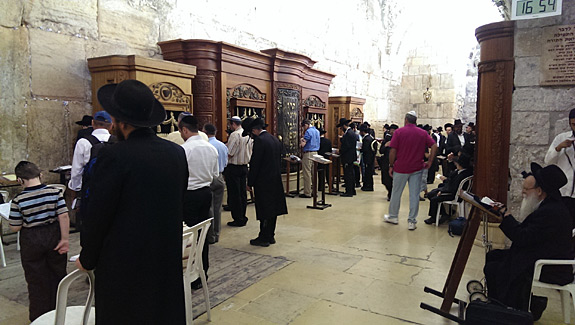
[6, 78, 575, 322]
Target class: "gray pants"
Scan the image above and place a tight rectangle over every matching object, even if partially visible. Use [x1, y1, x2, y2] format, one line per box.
[208, 174, 225, 242]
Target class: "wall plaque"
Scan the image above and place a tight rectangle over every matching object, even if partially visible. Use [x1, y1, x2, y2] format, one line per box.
[541, 24, 575, 86]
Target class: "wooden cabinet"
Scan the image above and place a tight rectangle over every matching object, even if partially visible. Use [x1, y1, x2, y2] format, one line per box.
[327, 96, 366, 148]
[158, 40, 335, 151]
[87, 55, 196, 134]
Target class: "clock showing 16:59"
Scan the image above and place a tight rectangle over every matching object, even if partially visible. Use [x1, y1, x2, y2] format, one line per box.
[512, 0, 562, 20]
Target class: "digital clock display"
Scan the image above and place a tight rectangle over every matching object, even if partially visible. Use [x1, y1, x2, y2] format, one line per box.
[512, 0, 562, 20]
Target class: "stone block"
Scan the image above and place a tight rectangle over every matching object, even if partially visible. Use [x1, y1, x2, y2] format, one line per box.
[553, 117, 570, 139]
[432, 89, 455, 103]
[0, 28, 30, 172]
[26, 99, 91, 171]
[426, 104, 442, 119]
[0, 1, 24, 27]
[440, 74, 454, 89]
[442, 103, 458, 118]
[98, 6, 160, 50]
[510, 112, 550, 145]
[409, 90, 423, 104]
[514, 57, 540, 87]
[512, 87, 575, 111]
[401, 75, 414, 89]
[414, 75, 423, 89]
[30, 29, 88, 100]
[514, 28, 542, 57]
[24, 0, 98, 38]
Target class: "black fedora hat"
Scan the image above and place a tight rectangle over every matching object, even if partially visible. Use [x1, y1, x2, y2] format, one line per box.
[335, 118, 351, 128]
[318, 128, 327, 135]
[97, 80, 166, 128]
[454, 119, 463, 126]
[241, 117, 253, 137]
[530, 162, 567, 198]
[75, 115, 93, 126]
[241, 117, 268, 137]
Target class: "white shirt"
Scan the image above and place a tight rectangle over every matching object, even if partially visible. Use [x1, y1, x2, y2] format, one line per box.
[166, 130, 209, 145]
[458, 134, 465, 146]
[545, 131, 575, 197]
[181, 135, 219, 191]
[227, 127, 252, 165]
[68, 129, 111, 191]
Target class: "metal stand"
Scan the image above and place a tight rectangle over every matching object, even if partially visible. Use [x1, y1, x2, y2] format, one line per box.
[307, 158, 332, 210]
[284, 157, 302, 197]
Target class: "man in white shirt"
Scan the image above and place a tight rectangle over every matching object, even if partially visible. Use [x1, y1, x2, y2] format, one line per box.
[180, 114, 219, 290]
[68, 111, 113, 230]
[545, 108, 575, 238]
[225, 116, 252, 227]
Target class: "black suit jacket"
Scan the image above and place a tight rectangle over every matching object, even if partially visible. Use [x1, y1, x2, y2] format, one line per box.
[440, 168, 473, 197]
[361, 134, 376, 164]
[319, 137, 332, 159]
[248, 131, 288, 219]
[79, 128, 188, 324]
[340, 128, 357, 164]
[446, 132, 470, 155]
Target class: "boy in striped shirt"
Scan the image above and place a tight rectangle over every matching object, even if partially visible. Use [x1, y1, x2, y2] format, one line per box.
[9, 161, 70, 321]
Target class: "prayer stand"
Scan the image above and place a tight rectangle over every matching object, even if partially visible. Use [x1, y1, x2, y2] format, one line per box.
[283, 157, 302, 197]
[420, 192, 501, 323]
[325, 153, 341, 195]
[307, 157, 332, 210]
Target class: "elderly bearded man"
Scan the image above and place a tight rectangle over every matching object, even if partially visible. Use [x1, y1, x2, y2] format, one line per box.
[484, 162, 573, 320]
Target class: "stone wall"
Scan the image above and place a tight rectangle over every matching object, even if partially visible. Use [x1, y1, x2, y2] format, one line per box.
[0, 0, 500, 180]
[508, 2, 575, 207]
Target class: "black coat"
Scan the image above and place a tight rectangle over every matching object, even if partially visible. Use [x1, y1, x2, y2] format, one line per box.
[318, 137, 332, 159]
[491, 196, 574, 302]
[445, 132, 470, 156]
[339, 128, 357, 164]
[79, 128, 188, 324]
[248, 131, 288, 219]
[361, 134, 376, 165]
[438, 168, 473, 199]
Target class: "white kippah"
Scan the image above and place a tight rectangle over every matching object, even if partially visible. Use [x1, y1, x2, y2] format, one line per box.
[407, 110, 417, 118]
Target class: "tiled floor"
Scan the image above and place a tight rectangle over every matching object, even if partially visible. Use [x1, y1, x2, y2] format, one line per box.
[0, 179, 568, 324]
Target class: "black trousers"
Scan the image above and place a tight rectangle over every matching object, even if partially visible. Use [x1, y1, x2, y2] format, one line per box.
[362, 161, 374, 190]
[562, 196, 575, 253]
[427, 190, 455, 218]
[183, 187, 212, 274]
[484, 249, 532, 311]
[258, 216, 277, 242]
[353, 164, 361, 186]
[343, 162, 356, 195]
[378, 157, 393, 198]
[224, 164, 248, 224]
[318, 164, 329, 191]
[20, 222, 67, 321]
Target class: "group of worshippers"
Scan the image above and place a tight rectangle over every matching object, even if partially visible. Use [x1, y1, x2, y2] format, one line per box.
[9, 79, 288, 323]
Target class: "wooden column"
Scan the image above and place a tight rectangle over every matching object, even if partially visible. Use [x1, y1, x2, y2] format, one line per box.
[474, 21, 515, 202]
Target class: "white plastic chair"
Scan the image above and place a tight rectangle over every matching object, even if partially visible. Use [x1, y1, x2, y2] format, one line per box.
[183, 218, 213, 325]
[529, 259, 575, 324]
[31, 269, 95, 325]
[435, 175, 473, 226]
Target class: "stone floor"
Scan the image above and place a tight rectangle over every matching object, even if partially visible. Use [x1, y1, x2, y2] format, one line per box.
[0, 179, 568, 324]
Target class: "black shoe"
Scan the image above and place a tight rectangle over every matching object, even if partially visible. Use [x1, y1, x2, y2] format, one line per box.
[386, 197, 390, 202]
[530, 295, 548, 321]
[439, 215, 450, 224]
[299, 194, 312, 198]
[340, 193, 353, 197]
[250, 237, 270, 247]
[361, 187, 374, 191]
[208, 238, 218, 245]
[355, 184, 361, 188]
[191, 277, 207, 290]
[223, 205, 231, 211]
[269, 238, 276, 244]
[227, 221, 247, 227]
[419, 196, 425, 201]
[424, 217, 436, 225]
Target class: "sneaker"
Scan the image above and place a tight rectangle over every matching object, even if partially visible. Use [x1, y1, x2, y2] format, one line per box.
[408, 222, 417, 230]
[384, 215, 398, 225]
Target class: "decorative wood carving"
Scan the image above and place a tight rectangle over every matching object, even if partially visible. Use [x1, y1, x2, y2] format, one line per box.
[303, 95, 326, 109]
[475, 21, 515, 203]
[150, 82, 191, 112]
[351, 107, 363, 119]
[277, 88, 300, 156]
[306, 113, 325, 129]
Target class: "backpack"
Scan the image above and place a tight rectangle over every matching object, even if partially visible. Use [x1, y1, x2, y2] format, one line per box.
[448, 216, 466, 237]
[80, 134, 116, 213]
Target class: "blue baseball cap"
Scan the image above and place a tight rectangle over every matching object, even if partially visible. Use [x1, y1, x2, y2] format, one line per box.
[94, 111, 112, 123]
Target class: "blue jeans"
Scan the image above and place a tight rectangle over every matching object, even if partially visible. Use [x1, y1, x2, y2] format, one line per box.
[388, 169, 423, 223]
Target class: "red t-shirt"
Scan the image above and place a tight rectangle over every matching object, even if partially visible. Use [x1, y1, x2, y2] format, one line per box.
[389, 124, 436, 174]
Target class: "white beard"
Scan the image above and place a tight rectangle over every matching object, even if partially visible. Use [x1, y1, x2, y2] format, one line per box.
[516, 193, 541, 223]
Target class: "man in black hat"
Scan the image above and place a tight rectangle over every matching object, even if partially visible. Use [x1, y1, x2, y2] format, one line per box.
[484, 163, 573, 319]
[336, 118, 357, 196]
[76, 79, 188, 324]
[244, 118, 288, 247]
[359, 124, 376, 191]
[75, 115, 94, 144]
[317, 128, 332, 190]
[545, 107, 575, 244]
[378, 124, 398, 200]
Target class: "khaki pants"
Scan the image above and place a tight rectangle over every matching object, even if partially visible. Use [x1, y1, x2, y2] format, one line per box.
[302, 151, 317, 196]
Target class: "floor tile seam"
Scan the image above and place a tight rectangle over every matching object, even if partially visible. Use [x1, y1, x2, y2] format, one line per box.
[317, 297, 423, 325]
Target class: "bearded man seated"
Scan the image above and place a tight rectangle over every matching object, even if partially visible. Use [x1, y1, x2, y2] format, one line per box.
[483, 162, 574, 320]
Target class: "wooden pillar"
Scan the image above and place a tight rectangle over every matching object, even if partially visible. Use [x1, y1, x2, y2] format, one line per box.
[474, 21, 515, 202]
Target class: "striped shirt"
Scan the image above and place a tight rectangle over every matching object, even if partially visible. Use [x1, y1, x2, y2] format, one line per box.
[227, 127, 252, 165]
[10, 184, 68, 228]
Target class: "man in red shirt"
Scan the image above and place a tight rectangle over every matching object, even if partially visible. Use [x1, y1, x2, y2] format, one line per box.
[384, 111, 437, 230]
